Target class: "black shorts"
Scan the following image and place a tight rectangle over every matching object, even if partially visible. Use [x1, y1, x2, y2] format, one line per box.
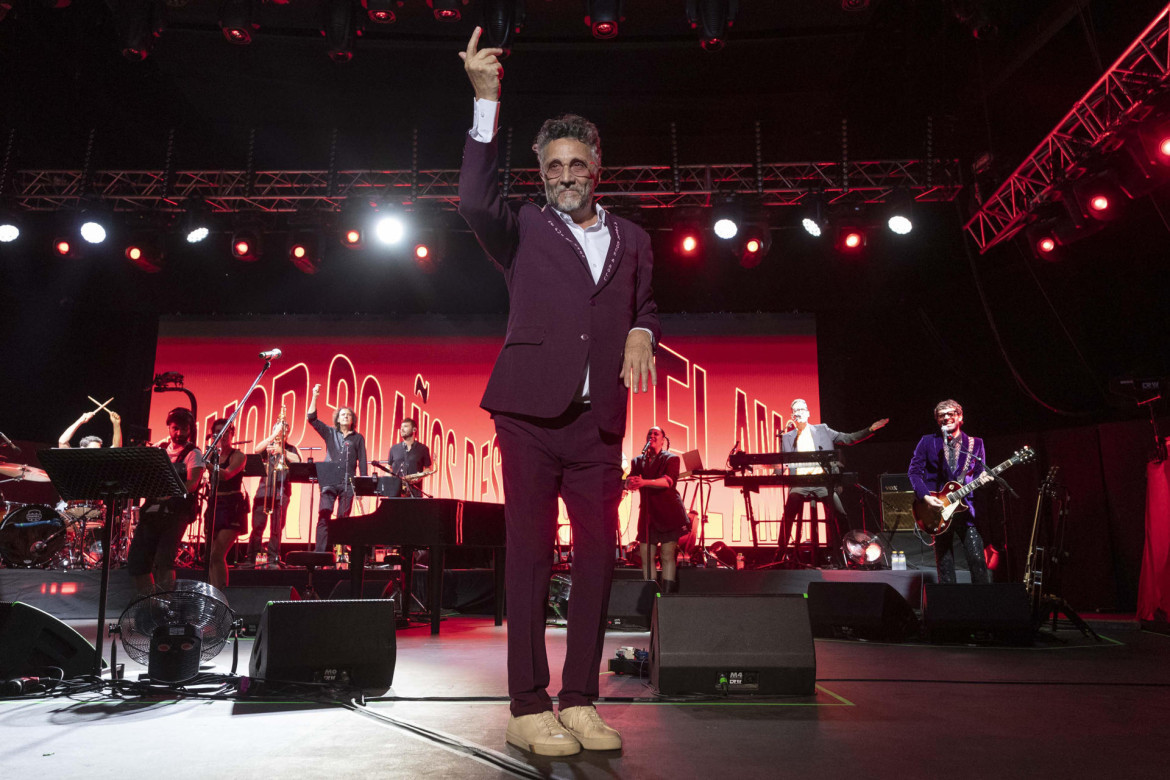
[207, 493, 248, 536]
[126, 509, 189, 576]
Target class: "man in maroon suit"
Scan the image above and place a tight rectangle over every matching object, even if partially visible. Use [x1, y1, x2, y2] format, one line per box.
[458, 27, 660, 756]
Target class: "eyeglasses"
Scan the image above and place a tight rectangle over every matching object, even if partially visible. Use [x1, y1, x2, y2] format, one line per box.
[936, 410, 959, 420]
[542, 159, 593, 178]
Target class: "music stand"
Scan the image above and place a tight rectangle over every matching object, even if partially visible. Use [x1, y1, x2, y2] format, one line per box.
[37, 446, 187, 676]
[285, 462, 321, 549]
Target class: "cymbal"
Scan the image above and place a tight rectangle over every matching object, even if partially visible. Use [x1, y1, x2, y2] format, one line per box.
[0, 461, 50, 482]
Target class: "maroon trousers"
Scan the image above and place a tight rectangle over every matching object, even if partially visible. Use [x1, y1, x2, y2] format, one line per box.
[493, 404, 623, 716]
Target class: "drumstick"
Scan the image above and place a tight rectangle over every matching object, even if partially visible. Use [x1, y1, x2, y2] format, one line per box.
[87, 396, 114, 413]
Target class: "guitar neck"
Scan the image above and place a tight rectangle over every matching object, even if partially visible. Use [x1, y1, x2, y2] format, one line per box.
[950, 456, 1014, 502]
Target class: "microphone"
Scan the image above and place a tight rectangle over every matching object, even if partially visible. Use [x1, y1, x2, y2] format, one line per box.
[0, 431, 20, 453]
[641, 440, 652, 456]
[259, 348, 282, 360]
[941, 426, 953, 443]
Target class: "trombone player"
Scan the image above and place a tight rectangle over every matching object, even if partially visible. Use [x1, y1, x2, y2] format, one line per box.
[246, 419, 301, 569]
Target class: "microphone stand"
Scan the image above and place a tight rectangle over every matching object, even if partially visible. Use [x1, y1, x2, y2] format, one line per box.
[202, 358, 274, 581]
[960, 447, 1019, 499]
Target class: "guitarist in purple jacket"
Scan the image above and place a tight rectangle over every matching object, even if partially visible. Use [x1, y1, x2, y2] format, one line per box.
[458, 27, 659, 757]
[908, 399, 994, 584]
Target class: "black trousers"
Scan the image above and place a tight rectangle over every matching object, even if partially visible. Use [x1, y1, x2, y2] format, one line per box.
[315, 486, 354, 552]
[248, 494, 291, 560]
[935, 521, 990, 584]
[781, 486, 846, 553]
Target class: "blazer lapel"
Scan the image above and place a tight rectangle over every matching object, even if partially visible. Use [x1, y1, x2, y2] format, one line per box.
[593, 217, 623, 295]
[541, 206, 595, 283]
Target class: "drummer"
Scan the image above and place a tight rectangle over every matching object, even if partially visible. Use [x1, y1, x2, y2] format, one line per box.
[58, 409, 122, 449]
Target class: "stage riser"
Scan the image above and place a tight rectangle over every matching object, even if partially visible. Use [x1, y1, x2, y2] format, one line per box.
[678, 568, 971, 610]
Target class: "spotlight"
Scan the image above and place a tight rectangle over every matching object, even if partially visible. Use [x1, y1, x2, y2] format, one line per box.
[411, 226, 445, 271]
[585, 0, 622, 39]
[681, 234, 699, 254]
[288, 231, 322, 274]
[323, 0, 358, 63]
[79, 209, 110, 245]
[124, 231, 165, 273]
[737, 224, 771, 268]
[1067, 173, 1123, 223]
[481, 0, 526, 54]
[230, 224, 262, 261]
[836, 226, 867, 253]
[0, 212, 19, 243]
[427, 0, 467, 22]
[183, 200, 212, 243]
[671, 214, 704, 259]
[885, 190, 914, 235]
[113, 0, 165, 61]
[711, 200, 741, 240]
[220, 0, 258, 45]
[1024, 218, 1065, 261]
[799, 193, 828, 238]
[686, 0, 737, 51]
[53, 238, 79, 258]
[374, 212, 406, 245]
[361, 0, 400, 24]
[338, 196, 376, 249]
[414, 243, 430, 260]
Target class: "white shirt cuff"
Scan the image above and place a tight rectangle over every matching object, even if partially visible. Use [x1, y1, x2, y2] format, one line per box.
[470, 98, 500, 143]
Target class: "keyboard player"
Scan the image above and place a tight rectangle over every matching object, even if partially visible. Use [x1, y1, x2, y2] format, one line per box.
[778, 398, 888, 561]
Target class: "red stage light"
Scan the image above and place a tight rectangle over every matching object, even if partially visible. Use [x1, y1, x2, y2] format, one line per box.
[234, 240, 251, 256]
[344, 229, 362, 246]
[292, 244, 307, 259]
[1159, 137, 1170, 158]
[1089, 194, 1110, 212]
[414, 243, 430, 260]
[592, 20, 617, 38]
[126, 246, 142, 261]
[55, 240, 72, 256]
[681, 235, 698, 254]
[745, 238, 762, 254]
[844, 231, 862, 248]
[1037, 236, 1056, 254]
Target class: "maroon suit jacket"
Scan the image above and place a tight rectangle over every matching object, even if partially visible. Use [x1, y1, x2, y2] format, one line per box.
[458, 133, 660, 437]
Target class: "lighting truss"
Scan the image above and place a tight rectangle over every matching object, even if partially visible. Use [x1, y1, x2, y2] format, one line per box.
[964, 3, 1170, 253]
[8, 158, 960, 215]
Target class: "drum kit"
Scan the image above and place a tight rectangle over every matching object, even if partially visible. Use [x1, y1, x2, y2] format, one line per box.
[0, 460, 138, 570]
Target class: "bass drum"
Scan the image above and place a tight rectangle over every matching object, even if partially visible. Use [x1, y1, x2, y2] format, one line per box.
[0, 504, 73, 567]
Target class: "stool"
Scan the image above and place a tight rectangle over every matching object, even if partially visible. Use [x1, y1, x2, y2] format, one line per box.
[790, 496, 828, 567]
[285, 551, 336, 599]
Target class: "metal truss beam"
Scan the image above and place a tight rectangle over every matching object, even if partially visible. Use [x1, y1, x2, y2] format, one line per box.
[8, 158, 961, 214]
[964, 3, 1170, 253]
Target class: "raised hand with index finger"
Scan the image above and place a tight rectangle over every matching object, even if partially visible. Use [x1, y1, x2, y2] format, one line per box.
[459, 26, 504, 101]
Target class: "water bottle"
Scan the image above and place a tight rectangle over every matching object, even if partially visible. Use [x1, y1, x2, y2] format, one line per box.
[257, 551, 268, 567]
[894, 551, 906, 570]
[736, 552, 745, 570]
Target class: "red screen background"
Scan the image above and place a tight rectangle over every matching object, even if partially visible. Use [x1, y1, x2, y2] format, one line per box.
[152, 314, 819, 548]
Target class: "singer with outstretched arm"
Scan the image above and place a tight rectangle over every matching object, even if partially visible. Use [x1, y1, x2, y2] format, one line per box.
[908, 399, 994, 584]
[307, 383, 367, 557]
[777, 398, 887, 562]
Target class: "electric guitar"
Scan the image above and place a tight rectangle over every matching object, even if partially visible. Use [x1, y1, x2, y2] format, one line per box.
[912, 446, 1036, 535]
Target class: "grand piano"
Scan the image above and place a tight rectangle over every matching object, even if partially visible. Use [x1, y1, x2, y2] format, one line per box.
[329, 498, 506, 635]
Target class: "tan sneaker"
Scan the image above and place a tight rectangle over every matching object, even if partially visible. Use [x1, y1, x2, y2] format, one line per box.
[558, 705, 622, 751]
[505, 711, 582, 756]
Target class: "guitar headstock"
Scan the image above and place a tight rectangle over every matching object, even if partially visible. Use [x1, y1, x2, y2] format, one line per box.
[1013, 445, 1036, 465]
[1042, 464, 1060, 485]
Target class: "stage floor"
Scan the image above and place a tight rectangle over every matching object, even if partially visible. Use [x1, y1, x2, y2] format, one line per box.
[3, 613, 1168, 779]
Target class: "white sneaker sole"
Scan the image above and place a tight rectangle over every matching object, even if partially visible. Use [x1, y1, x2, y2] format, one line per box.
[505, 729, 582, 757]
[564, 729, 622, 751]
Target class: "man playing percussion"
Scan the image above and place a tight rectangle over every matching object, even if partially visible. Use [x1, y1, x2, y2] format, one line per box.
[58, 408, 122, 449]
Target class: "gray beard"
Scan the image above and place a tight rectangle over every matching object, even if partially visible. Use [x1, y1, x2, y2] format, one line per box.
[546, 181, 593, 214]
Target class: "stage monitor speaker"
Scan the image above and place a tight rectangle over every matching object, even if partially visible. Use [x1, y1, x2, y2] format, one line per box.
[607, 579, 658, 629]
[807, 581, 919, 641]
[0, 601, 98, 679]
[879, 473, 916, 532]
[248, 599, 396, 692]
[923, 583, 1034, 645]
[650, 595, 816, 696]
[223, 586, 298, 635]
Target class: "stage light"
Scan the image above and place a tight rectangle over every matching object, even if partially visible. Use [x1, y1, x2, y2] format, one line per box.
[414, 243, 430, 260]
[323, 0, 358, 63]
[682, 234, 698, 253]
[124, 231, 165, 273]
[54, 239, 77, 257]
[737, 223, 771, 268]
[428, 0, 467, 21]
[1037, 236, 1056, 254]
[183, 200, 212, 243]
[481, 0, 525, 54]
[0, 212, 19, 243]
[799, 193, 828, 237]
[835, 226, 866, 253]
[885, 189, 914, 235]
[1068, 173, 1123, 223]
[1024, 216, 1066, 261]
[288, 231, 322, 274]
[113, 0, 164, 61]
[230, 225, 262, 261]
[713, 218, 737, 239]
[80, 216, 108, 245]
[375, 213, 406, 245]
[585, 0, 622, 39]
[220, 0, 258, 45]
[686, 0, 737, 51]
[338, 196, 377, 249]
[361, 0, 400, 24]
[711, 200, 741, 240]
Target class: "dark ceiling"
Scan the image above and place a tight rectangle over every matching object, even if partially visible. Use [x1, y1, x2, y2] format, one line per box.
[1, 1, 1169, 445]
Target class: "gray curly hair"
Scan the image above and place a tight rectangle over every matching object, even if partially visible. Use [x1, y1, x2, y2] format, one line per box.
[532, 114, 602, 167]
